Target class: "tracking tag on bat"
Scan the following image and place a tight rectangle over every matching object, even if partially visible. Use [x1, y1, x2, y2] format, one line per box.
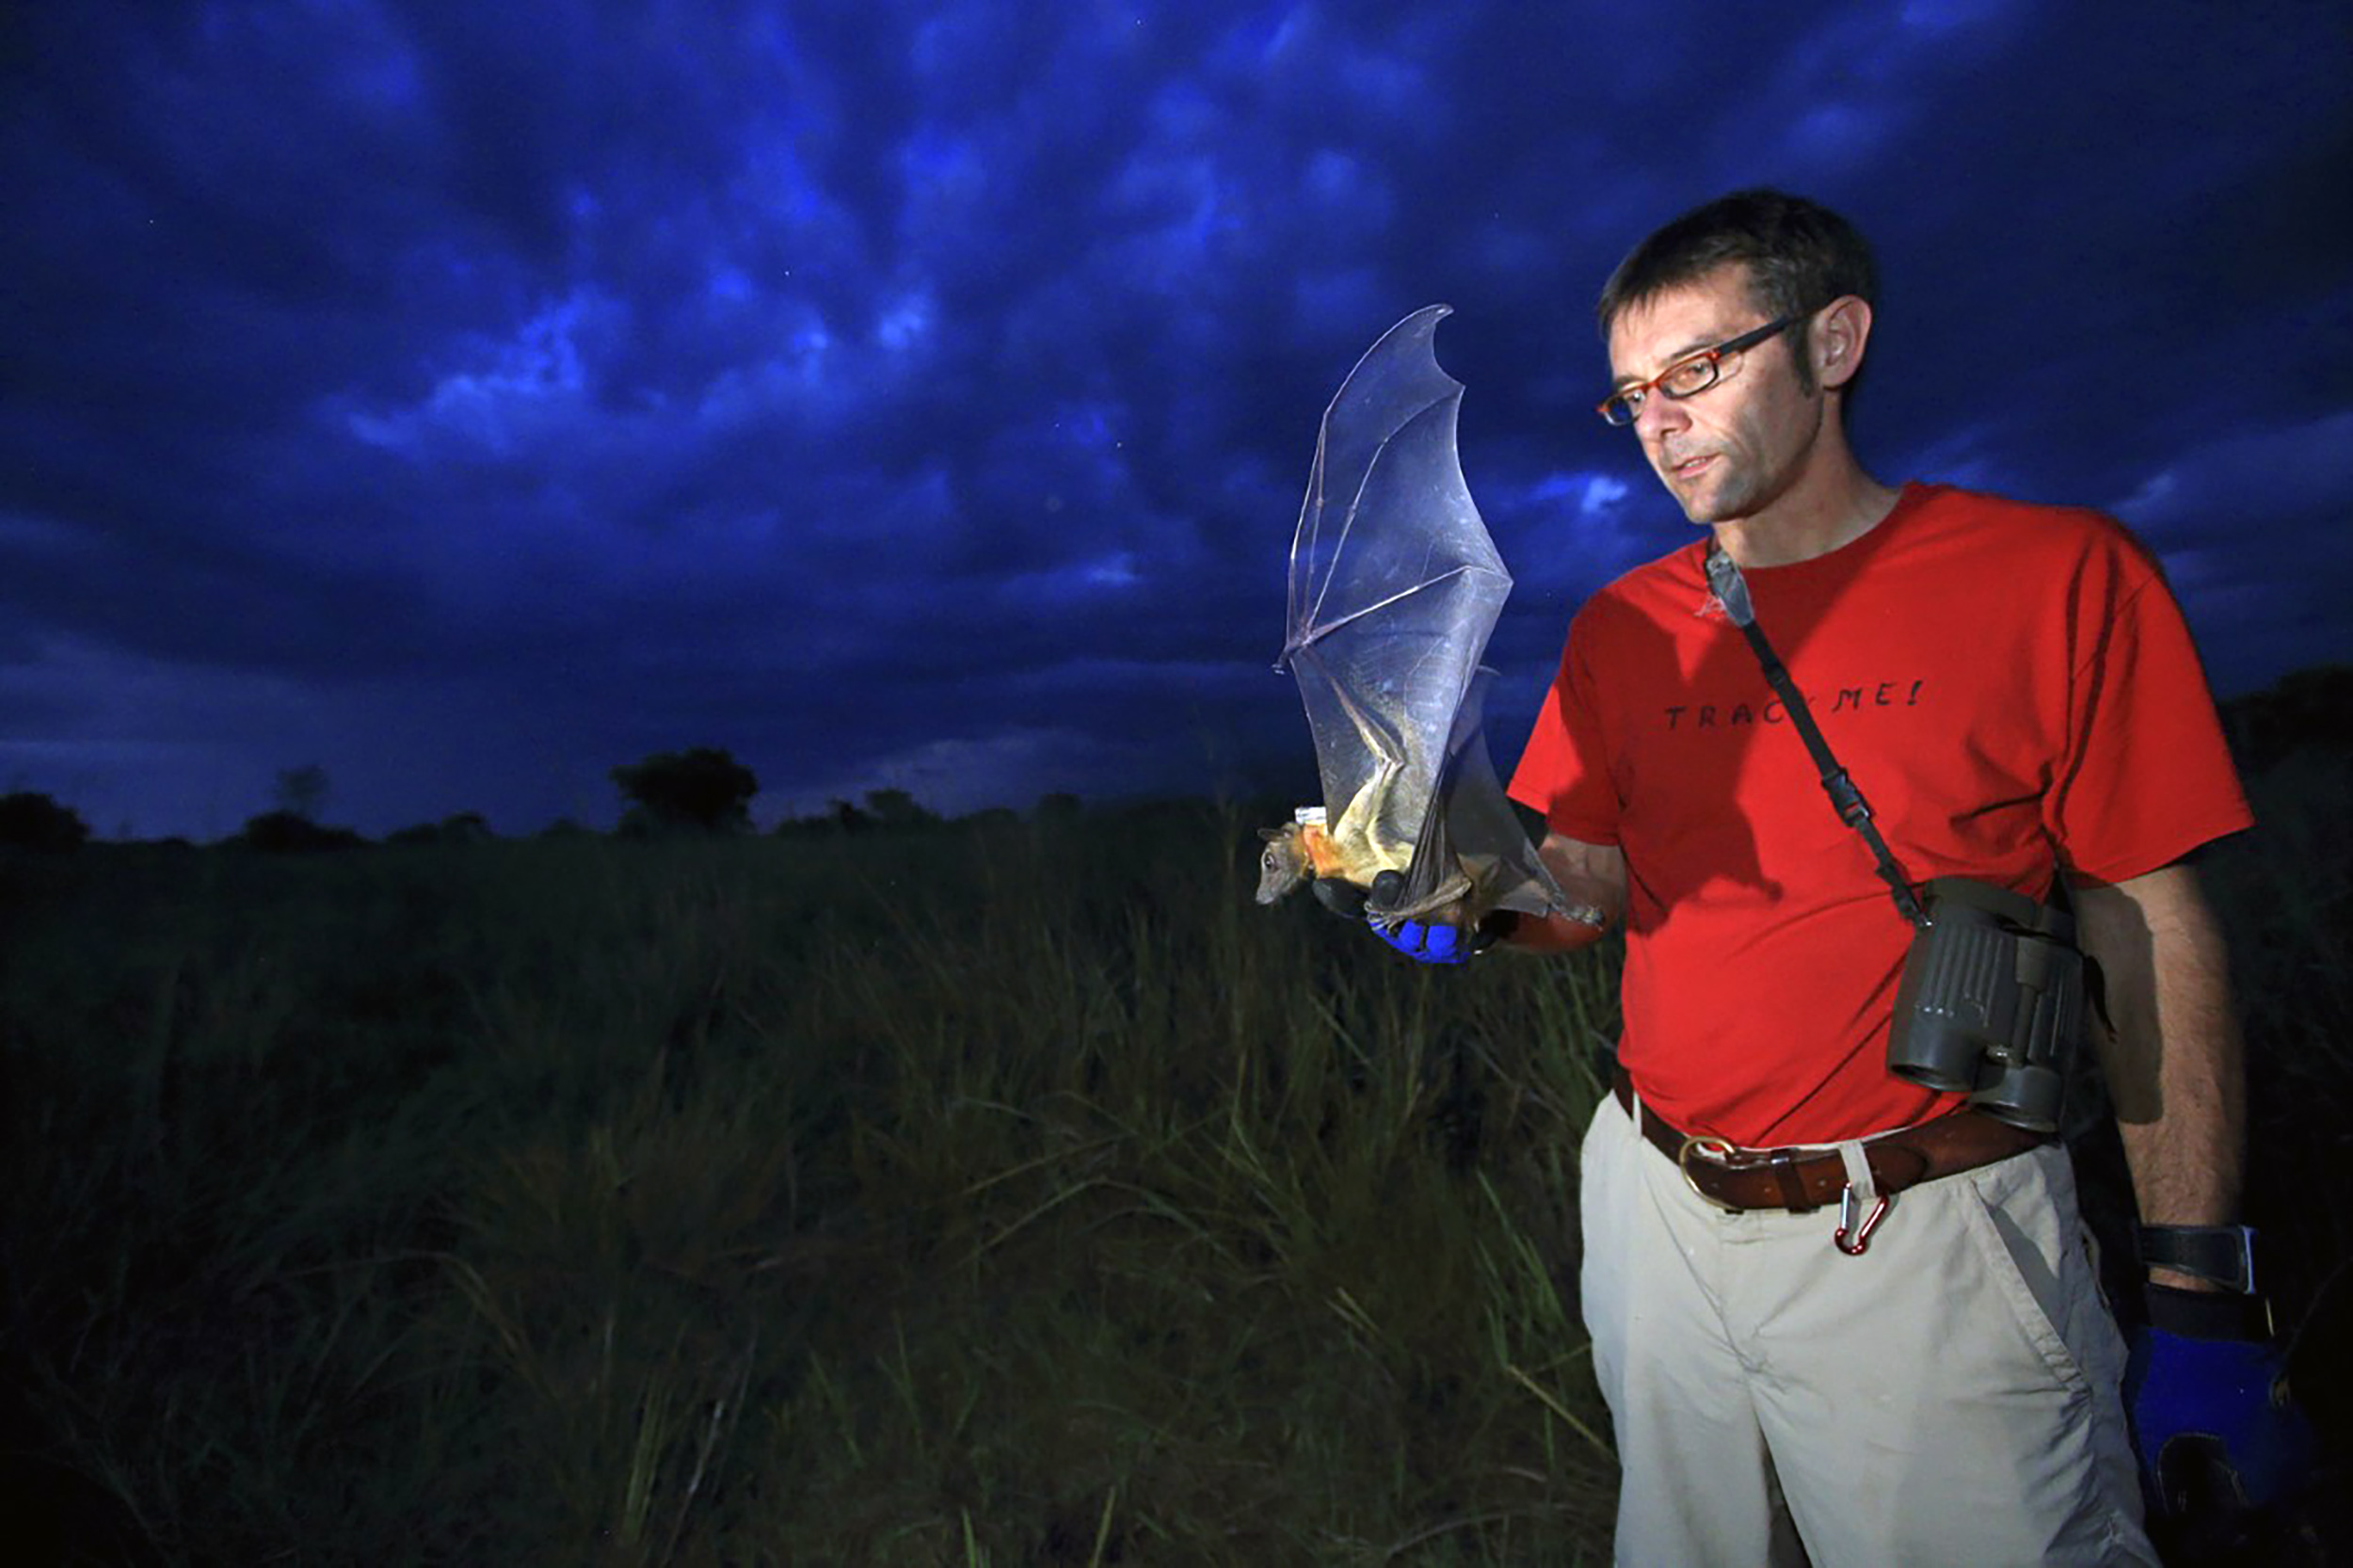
[1704, 546, 1755, 628]
[1294, 806, 1327, 825]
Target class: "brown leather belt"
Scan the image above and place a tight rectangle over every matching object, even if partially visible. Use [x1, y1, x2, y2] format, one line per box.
[1611, 1065, 2047, 1214]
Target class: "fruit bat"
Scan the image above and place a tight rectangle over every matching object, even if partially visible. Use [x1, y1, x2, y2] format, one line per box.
[1257, 305, 1588, 934]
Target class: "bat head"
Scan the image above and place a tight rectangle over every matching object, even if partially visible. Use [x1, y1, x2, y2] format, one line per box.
[1255, 824, 1314, 904]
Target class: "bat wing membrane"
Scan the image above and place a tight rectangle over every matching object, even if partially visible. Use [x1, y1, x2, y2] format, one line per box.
[1279, 305, 1572, 920]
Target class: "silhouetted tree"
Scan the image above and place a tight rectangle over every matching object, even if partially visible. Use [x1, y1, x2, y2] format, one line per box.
[611, 747, 759, 835]
[239, 810, 364, 853]
[0, 791, 89, 851]
[275, 764, 331, 823]
[863, 788, 936, 829]
[1033, 791, 1082, 824]
[441, 810, 493, 842]
[387, 811, 496, 847]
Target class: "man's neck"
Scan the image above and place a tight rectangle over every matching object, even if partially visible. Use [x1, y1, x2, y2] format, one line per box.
[1710, 448, 1901, 568]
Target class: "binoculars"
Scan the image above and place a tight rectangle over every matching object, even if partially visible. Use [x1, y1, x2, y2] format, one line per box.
[1887, 877, 2087, 1133]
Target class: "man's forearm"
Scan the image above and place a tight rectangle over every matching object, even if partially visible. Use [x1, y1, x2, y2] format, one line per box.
[1504, 831, 1627, 954]
[2110, 976, 2243, 1231]
[2073, 862, 2247, 1287]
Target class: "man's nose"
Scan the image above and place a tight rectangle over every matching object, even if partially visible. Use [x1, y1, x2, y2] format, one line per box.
[1634, 390, 1688, 443]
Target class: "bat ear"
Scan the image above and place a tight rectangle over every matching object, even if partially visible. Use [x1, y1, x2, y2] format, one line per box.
[1257, 826, 1287, 842]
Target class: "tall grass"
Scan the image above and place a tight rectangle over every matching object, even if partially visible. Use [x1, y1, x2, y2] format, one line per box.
[3, 809, 1625, 1563]
[7, 749, 2345, 1562]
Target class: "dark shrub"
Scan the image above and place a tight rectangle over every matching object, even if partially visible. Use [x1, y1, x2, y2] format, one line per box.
[0, 792, 89, 851]
[611, 747, 759, 834]
[238, 810, 365, 853]
[2221, 664, 2352, 774]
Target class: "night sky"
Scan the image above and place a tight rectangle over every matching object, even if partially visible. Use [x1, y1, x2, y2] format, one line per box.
[5, 2, 2347, 840]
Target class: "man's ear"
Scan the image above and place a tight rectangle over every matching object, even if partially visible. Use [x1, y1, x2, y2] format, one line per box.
[1813, 295, 1873, 393]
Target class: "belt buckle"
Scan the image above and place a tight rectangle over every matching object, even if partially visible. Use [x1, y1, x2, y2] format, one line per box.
[1676, 1133, 1746, 1212]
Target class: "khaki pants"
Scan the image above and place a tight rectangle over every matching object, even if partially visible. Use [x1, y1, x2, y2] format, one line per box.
[1579, 1094, 2155, 1567]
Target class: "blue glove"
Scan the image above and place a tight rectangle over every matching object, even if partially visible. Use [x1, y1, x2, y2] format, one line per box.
[1363, 871, 1481, 965]
[1368, 915, 1477, 965]
[2124, 1286, 2314, 1526]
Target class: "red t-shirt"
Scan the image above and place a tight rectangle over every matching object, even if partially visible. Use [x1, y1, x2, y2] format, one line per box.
[1508, 482, 2252, 1146]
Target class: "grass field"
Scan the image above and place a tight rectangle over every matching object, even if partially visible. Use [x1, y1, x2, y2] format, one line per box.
[3, 746, 2345, 1563]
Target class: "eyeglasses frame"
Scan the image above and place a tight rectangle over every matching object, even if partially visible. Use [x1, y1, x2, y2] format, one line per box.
[1596, 312, 1804, 427]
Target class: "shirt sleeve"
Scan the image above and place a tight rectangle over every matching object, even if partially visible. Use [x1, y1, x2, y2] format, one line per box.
[1508, 602, 1622, 843]
[2046, 531, 2253, 884]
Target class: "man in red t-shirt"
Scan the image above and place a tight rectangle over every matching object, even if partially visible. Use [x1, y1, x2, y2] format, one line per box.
[1371, 190, 2298, 1562]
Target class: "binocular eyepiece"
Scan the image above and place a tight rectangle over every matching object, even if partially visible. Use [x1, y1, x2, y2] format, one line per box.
[1886, 878, 2086, 1134]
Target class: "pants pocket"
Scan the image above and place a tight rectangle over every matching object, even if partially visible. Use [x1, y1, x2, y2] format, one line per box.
[1955, 1149, 2104, 1399]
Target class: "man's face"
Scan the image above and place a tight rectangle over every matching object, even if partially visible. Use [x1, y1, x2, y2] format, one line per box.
[1605, 264, 1823, 526]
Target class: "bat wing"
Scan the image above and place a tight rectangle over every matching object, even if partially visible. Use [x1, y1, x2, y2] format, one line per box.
[1394, 666, 1576, 924]
[1280, 305, 1508, 880]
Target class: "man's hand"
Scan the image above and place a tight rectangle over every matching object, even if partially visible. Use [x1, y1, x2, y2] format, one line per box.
[1303, 871, 1477, 960]
[2126, 1286, 2315, 1540]
[1302, 872, 1479, 960]
[1360, 871, 1483, 965]
[1507, 831, 1625, 954]
[1367, 917, 1480, 965]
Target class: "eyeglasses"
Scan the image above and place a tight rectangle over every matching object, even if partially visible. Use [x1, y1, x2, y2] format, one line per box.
[1596, 313, 1801, 427]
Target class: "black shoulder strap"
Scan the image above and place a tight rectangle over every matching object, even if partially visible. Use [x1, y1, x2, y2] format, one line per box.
[1705, 544, 1929, 929]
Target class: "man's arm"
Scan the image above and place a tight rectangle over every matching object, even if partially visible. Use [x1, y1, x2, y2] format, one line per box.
[1507, 832, 1629, 953]
[2071, 858, 2246, 1290]
[2079, 858, 2316, 1526]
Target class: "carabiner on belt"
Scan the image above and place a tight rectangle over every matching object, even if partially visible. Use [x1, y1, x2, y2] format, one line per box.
[1833, 1182, 1890, 1256]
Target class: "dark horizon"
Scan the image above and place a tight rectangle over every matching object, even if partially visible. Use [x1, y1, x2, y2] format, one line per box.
[7, 3, 2348, 840]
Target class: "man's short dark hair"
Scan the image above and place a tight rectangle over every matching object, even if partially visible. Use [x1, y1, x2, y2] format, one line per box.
[1596, 189, 1878, 396]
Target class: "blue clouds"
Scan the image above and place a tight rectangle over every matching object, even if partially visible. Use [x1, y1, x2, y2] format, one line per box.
[2106, 410, 2353, 692]
[0, 0, 2345, 837]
